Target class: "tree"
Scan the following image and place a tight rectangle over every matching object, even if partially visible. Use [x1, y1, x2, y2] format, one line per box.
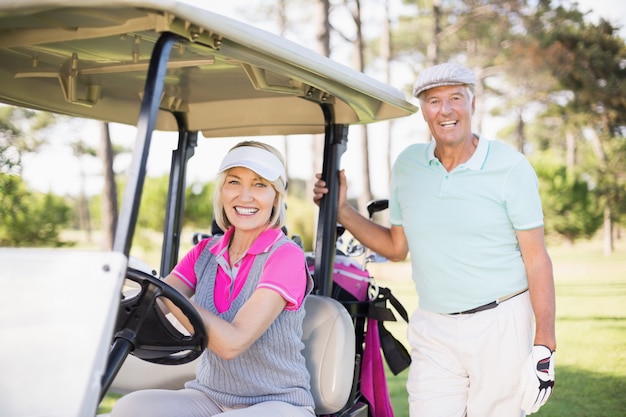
[335, 0, 374, 213]
[531, 4, 626, 254]
[0, 106, 70, 247]
[381, 0, 394, 185]
[0, 106, 54, 174]
[0, 173, 71, 246]
[184, 180, 216, 229]
[533, 154, 603, 244]
[99, 122, 118, 250]
[313, 0, 331, 182]
[70, 138, 98, 242]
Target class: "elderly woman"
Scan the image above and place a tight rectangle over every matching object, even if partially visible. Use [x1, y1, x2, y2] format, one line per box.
[112, 141, 315, 417]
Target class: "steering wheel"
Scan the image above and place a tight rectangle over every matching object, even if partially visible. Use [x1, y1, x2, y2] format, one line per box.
[112, 267, 207, 365]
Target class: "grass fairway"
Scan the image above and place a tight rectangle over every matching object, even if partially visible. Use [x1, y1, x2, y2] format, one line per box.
[371, 239, 626, 416]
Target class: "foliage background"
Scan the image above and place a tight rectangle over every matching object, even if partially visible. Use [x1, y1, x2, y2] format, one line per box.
[3, 0, 624, 252]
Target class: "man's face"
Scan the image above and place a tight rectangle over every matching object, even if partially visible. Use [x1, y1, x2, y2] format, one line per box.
[420, 85, 475, 145]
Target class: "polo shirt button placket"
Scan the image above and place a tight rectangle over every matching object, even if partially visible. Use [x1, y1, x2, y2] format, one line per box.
[441, 174, 451, 195]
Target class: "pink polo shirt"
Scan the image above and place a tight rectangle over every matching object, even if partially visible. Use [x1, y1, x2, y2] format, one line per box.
[172, 227, 307, 313]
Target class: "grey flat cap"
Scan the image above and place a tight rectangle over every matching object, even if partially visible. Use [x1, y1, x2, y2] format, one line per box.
[412, 63, 476, 98]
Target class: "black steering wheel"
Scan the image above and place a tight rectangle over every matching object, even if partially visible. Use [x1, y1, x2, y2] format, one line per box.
[113, 267, 207, 365]
[101, 266, 207, 400]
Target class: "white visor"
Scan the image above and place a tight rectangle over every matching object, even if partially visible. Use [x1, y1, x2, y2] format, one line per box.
[218, 146, 286, 184]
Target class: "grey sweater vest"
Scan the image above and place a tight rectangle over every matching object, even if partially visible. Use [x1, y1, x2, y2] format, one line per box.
[185, 235, 315, 409]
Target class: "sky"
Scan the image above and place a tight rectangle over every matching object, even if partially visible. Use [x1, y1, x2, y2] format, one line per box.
[19, 0, 626, 199]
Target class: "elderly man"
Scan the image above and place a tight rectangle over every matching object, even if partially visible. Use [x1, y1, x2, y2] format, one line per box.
[313, 62, 556, 417]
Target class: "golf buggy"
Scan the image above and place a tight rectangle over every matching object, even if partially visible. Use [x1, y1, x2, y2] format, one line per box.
[0, 1, 417, 416]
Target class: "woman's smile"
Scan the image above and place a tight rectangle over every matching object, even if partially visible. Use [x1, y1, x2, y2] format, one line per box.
[234, 206, 259, 216]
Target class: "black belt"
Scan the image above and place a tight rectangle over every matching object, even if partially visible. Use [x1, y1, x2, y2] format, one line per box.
[449, 288, 528, 315]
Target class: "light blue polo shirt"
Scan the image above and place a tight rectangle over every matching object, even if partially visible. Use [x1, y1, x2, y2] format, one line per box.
[389, 136, 543, 314]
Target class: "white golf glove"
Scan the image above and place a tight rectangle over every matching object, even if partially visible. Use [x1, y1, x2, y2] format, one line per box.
[521, 345, 555, 415]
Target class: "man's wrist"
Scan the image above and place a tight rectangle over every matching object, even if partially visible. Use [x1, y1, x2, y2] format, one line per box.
[533, 335, 556, 352]
[336, 202, 355, 224]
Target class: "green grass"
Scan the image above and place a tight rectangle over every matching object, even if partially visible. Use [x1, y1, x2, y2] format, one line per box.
[374, 238, 626, 417]
[98, 238, 626, 416]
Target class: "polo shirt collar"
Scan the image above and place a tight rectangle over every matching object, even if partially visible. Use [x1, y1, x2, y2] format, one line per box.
[466, 134, 488, 170]
[427, 133, 488, 171]
[211, 226, 284, 256]
[247, 227, 284, 254]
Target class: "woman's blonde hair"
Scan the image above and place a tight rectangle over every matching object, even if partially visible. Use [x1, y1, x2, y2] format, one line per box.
[213, 140, 287, 232]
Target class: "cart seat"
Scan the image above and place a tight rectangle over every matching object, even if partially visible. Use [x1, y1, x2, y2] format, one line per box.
[302, 294, 356, 414]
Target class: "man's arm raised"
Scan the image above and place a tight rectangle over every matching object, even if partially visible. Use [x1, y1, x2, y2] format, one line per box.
[313, 170, 408, 262]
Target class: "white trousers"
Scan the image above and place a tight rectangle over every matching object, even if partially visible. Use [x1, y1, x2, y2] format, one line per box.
[110, 388, 315, 417]
[407, 292, 533, 417]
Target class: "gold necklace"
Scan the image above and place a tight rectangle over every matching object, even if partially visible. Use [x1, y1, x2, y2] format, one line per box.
[228, 246, 246, 262]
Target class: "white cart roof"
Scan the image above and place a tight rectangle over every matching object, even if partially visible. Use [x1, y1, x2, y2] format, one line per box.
[0, 0, 417, 137]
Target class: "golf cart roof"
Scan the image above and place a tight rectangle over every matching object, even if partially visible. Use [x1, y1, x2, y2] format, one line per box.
[0, 0, 417, 137]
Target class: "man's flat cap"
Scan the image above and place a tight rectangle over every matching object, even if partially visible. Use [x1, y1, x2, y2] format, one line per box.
[412, 63, 476, 98]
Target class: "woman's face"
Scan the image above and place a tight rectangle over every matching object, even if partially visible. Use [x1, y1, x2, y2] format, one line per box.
[221, 166, 277, 233]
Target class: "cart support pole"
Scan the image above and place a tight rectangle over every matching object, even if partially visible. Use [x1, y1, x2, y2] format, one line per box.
[161, 117, 197, 276]
[314, 103, 348, 296]
[113, 32, 181, 256]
